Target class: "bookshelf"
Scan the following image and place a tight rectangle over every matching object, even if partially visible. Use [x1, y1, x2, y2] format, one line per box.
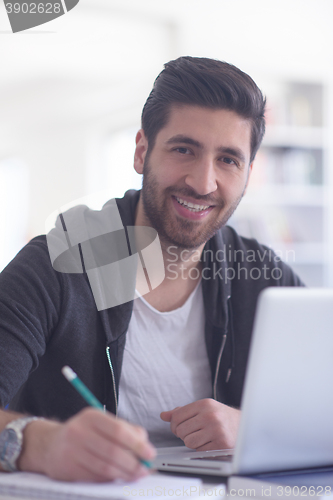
[230, 80, 330, 287]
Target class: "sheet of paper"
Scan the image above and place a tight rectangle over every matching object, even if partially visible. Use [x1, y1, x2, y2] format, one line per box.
[0, 471, 224, 500]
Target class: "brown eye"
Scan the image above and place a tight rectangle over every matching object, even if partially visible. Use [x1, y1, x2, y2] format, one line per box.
[175, 147, 191, 154]
[222, 157, 236, 165]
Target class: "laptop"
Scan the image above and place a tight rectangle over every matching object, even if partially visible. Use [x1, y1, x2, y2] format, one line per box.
[153, 287, 333, 476]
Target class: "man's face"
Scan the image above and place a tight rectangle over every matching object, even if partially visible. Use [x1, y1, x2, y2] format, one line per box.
[134, 105, 253, 249]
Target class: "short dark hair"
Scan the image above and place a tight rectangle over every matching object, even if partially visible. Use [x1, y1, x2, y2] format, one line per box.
[141, 56, 266, 163]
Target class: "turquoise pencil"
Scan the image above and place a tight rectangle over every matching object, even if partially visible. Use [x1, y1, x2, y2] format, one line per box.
[62, 366, 104, 409]
[61, 365, 152, 469]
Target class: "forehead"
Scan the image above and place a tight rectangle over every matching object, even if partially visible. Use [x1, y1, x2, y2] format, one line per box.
[157, 105, 252, 159]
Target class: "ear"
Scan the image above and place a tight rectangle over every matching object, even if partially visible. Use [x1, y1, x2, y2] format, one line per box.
[243, 162, 253, 196]
[134, 129, 148, 175]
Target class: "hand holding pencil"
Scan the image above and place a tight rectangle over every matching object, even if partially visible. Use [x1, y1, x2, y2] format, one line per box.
[62, 366, 154, 470]
[18, 368, 155, 483]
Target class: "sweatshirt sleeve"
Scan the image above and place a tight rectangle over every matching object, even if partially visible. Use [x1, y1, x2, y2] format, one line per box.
[0, 236, 62, 407]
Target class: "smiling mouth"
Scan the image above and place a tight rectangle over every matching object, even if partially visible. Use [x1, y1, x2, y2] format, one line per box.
[175, 196, 212, 213]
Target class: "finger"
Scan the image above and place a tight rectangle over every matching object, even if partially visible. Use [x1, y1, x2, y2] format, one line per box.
[169, 412, 199, 436]
[160, 406, 180, 421]
[75, 446, 148, 482]
[44, 416, 151, 483]
[84, 410, 155, 461]
[133, 425, 149, 439]
[173, 414, 203, 440]
[168, 404, 200, 433]
[47, 443, 133, 483]
[181, 430, 212, 451]
[160, 410, 173, 422]
[82, 428, 147, 477]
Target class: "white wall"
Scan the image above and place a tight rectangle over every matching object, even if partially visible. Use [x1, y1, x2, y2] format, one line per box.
[0, 0, 333, 266]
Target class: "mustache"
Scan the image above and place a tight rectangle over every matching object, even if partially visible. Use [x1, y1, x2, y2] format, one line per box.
[167, 187, 224, 206]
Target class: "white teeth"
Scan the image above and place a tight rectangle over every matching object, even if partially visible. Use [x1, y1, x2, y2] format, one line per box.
[176, 197, 210, 212]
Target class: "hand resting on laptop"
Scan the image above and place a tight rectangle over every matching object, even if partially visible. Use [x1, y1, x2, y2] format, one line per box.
[160, 398, 240, 450]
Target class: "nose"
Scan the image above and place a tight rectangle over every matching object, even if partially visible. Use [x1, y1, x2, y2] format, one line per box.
[185, 156, 218, 196]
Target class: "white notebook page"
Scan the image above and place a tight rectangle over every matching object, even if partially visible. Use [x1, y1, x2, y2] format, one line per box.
[0, 472, 211, 500]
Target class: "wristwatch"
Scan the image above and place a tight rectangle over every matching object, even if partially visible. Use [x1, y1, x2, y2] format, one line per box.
[0, 416, 40, 472]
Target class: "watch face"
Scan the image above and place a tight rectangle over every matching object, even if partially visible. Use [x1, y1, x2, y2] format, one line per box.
[0, 428, 20, 463]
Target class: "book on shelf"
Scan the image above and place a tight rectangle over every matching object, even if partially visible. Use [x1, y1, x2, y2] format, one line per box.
[252, 148, 322, 187]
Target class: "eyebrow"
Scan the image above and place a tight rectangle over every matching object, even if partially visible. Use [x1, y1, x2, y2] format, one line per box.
[165, 135, 247, 164]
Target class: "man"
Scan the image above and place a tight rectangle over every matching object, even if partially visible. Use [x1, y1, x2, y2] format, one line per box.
[0, 57, 302, 482]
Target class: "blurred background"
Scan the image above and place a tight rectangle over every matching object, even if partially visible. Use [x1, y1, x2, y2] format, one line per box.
[0, 0, 333, 286]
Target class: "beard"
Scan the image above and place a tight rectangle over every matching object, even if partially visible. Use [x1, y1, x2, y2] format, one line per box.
[140, 156, 246, 250]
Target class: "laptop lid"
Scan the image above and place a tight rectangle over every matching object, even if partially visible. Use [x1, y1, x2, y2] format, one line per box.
[233, 287, 333, 475]
[155, 287, 333, 477]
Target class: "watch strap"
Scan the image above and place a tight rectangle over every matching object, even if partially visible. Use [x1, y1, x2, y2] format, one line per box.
[0, 416, 41, 472]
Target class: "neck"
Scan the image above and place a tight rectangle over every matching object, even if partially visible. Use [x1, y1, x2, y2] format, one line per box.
[162, 242, 203, 281]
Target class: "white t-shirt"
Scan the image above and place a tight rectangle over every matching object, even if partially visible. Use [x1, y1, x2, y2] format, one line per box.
[117, 280, 212, 446]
